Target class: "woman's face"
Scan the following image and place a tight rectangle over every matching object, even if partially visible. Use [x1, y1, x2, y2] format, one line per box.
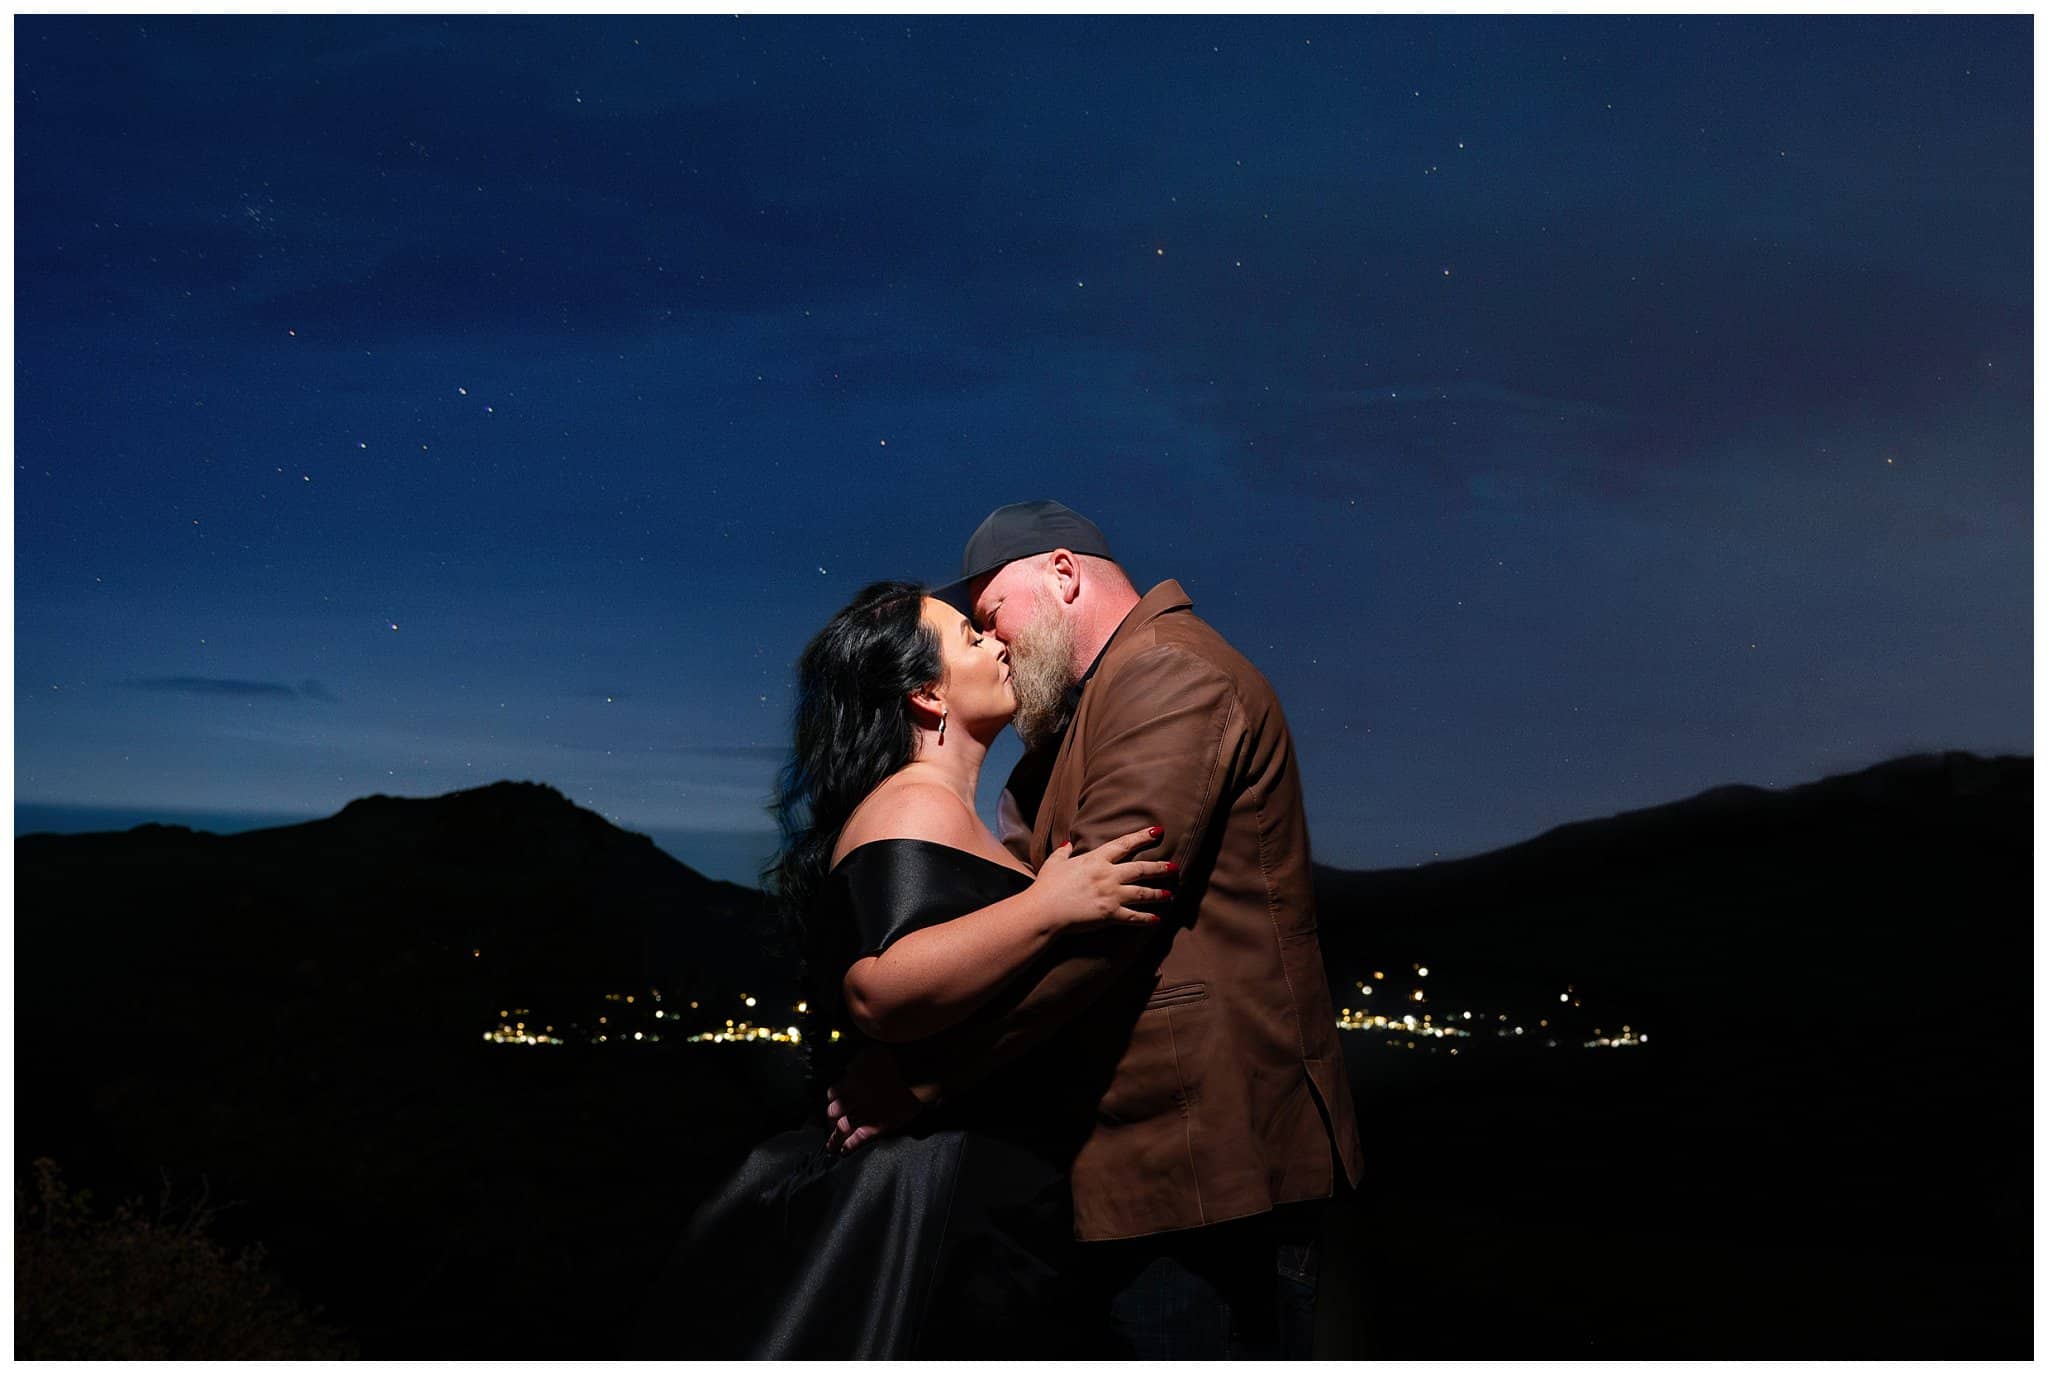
[920, 596, 1014, 731]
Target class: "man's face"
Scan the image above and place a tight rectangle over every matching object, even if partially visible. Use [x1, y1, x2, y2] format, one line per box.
[968, 558, 1037, 646]
[972, 557, 1077, 751]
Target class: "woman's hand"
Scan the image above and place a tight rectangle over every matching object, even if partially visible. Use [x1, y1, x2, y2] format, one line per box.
[1029, 825, 1176, 930]
[825, 1046, 929, 1154]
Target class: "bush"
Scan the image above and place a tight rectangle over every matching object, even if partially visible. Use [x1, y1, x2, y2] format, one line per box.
[15, 1158, 354, 1358]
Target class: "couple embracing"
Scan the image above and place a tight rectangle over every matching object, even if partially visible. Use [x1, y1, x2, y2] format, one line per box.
[653, 500, 1364, 1359]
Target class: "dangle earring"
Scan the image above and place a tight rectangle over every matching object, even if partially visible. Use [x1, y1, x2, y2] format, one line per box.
[938, 707, 948, 744]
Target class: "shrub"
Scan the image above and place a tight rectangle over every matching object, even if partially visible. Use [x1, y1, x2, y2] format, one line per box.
[15, 1158, 354, 1358]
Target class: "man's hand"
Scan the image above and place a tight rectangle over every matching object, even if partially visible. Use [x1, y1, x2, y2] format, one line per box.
[824, 1045, 938, 1153]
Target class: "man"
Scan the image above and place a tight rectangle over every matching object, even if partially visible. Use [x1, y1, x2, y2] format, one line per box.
[829, 500, 1363, 1357]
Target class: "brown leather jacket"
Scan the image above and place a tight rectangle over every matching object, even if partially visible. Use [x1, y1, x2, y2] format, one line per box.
[894, 579, 1365, 1241]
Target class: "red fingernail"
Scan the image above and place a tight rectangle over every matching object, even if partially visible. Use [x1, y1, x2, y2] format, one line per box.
[1164, 861, 1178, 875]
[1149, 826, 1163, 838]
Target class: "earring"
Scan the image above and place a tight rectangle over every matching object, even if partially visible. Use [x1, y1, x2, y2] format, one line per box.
[938, 707, 948, 743]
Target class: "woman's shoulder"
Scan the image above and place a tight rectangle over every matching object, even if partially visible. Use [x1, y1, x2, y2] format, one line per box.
[830, 777, 983, 868]
[830, 776, 1031, 879]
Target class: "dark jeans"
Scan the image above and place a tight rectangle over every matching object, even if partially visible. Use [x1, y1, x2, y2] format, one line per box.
[1073, 1194, 1329, 1359]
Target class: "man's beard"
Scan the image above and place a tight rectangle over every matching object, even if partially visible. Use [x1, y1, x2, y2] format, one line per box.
[1007, 595, 1078, 753]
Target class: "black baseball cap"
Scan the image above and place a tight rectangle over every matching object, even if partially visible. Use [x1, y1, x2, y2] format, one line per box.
[933, 499, 1114, 615]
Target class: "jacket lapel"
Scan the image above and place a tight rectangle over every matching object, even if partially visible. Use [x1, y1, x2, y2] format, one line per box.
[1028, 580, 1194, 864]
[1031, 729, 1078, 864]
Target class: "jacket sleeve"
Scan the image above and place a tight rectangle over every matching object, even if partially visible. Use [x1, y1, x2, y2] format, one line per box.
[887, 643, 1241, 1099]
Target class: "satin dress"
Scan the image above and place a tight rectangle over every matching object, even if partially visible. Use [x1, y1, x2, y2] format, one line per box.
[637, 839, 1091, 1359]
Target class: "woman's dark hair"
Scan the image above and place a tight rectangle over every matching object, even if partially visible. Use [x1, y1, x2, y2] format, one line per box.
[764, 580, 944, 927]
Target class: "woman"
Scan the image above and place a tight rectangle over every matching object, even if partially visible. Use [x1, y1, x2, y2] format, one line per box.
[638, 580, 1173, 1358]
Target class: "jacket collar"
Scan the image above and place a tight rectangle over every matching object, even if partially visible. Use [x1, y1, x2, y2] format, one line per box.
[1100, 579, 1193, 661]
[1060, 580, 1191, 715]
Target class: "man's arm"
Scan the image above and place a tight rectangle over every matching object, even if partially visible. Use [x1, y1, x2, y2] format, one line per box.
[883, 644, 1242, 1101]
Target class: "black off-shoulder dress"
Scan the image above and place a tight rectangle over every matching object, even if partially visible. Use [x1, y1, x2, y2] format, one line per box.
[635, 839, 1092, 1359]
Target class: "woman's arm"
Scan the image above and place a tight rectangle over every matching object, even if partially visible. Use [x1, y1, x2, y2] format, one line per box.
[839, 785, 1171, 1044]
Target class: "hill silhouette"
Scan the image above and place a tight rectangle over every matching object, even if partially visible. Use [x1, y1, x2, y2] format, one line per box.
[16, 780, 801, 1356]
[1304, 750, 2030, 1356]
[18, 778, 793, 1046]
[14, 755, 2031, 1356]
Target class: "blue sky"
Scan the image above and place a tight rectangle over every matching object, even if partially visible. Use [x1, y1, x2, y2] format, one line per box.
[14, 15, 2031, 881]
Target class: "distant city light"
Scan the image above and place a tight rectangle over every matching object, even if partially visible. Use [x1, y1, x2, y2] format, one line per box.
[685, 1019, 803, 1046]
[479, 957, 1648, 1061]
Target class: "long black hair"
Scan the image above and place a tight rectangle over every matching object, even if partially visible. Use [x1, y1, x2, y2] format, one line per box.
[764, 580, 943, 928]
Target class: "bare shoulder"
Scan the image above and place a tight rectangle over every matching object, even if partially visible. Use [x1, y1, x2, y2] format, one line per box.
[832, 778, 983, 865]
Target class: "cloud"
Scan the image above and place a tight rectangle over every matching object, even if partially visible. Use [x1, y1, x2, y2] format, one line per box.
[128, 676, 337, 701]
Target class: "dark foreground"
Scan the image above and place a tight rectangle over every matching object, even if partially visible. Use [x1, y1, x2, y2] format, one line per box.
[15, 752, 2031, 1356]
[20, 1034, 2024, 1358]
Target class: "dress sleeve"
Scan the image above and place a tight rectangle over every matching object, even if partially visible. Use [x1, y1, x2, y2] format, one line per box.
[838, 842, 1021, 961]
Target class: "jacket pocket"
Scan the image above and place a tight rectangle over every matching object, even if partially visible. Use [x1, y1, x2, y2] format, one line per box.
[1145, 980, 1210, 1010]
[1101, 990, 1210, 1125]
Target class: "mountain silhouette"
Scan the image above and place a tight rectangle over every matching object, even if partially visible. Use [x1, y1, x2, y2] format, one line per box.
[1312, 749, 2029, 1051]
[17, 780, 806, 1358]
[18, 779, 792, 1050]
[1301, 750, 2030, 1358]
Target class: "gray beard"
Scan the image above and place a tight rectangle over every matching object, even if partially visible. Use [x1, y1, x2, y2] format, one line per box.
[1008, 605, 1077, 753]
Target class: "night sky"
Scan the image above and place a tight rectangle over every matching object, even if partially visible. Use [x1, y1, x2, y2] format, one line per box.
[13, 16, 2032, 884]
